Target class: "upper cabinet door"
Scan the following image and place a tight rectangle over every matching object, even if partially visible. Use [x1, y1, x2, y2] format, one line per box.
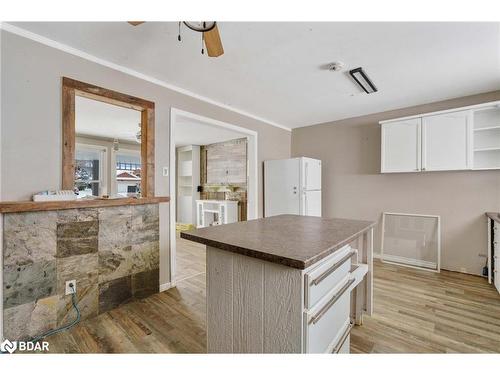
[381, 118, 421, 173]
[422, 110, 471, 171]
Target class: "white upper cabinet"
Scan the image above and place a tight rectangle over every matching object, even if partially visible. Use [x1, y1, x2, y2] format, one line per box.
[381, 118, 421, 173]
[380, 100, 500, 173]
[422, 110, 471, 171]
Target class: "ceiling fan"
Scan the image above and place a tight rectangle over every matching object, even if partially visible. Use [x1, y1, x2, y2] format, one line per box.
[128, 21, 224, 57]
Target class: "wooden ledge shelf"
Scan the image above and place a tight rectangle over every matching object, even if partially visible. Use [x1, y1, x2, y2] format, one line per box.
[0, 196, 169, 213]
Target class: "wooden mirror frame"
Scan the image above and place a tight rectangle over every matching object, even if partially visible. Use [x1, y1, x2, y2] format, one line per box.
[62, 77, 155, 197]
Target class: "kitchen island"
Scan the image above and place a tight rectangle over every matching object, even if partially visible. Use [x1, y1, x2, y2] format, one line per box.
[181, 214, 375, 353]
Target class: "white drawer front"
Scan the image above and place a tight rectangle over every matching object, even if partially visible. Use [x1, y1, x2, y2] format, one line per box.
[304, 276, 354, 353]
[304, 245, 353, 309]
[328, 319, 353, 354]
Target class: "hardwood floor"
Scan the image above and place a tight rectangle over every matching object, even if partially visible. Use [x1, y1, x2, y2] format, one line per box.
[46, 273, 206, 353]
[45, 257, 500, 353]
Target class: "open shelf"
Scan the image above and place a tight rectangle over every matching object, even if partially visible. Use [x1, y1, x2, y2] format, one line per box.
[473, 106, 500, 130]
[473, 148, 500, 169]
[473, 107, 500, 171]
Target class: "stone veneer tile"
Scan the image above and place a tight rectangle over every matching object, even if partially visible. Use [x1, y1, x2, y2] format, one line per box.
[3, 260, 56, 309]
[57, 284, 98, 325]
[57, 220, 99, 257]
[98, 205, 159, 283]
[56, 253, 98, 295]
[131, 204, 159, 243]
[3, 212, 57, 267]
[131, 241, 160, 272]
[2, 204, 161, 340]
[98, 205, 132, 222]
[131, 268, 159, 299]
[98, 275, 132, 314]
[98, 206, 132, 253]
[98, 247, 130, 284]
[56, 208, 98, 223]
[3, 295, 58, 341]
[4, 211, 57, 228]
[99, 241, 159, 284]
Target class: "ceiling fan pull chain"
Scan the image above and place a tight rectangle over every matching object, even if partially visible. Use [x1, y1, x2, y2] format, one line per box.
[201, 33, 205, 55]
[177, 21, 182, 42]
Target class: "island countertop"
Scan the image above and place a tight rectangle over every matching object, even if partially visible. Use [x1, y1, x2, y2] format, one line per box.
[180, 214, 375, 269]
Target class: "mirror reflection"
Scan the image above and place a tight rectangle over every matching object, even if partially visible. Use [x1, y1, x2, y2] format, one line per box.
[74, 95, 142, 198]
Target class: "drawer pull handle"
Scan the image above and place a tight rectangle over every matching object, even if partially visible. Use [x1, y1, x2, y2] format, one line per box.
[332, 321, 354, 354]
[311, 251, 355, 286]
[309, 278, 355, 325]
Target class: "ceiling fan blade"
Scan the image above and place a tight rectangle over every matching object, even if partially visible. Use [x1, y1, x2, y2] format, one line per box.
[128, 21, 145, 26]
[204, 25, 224, 57]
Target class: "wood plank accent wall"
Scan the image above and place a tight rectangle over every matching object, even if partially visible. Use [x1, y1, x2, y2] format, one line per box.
[202, 138, 247, 184]
[61, 77, 156, 197]
[200, 138, 248, 221]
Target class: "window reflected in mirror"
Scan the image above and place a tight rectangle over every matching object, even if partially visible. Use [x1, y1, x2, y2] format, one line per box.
[74, 95, 142, 199]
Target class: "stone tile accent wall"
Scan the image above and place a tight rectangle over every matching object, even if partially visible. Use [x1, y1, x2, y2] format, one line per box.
[2, 204, 160, 340]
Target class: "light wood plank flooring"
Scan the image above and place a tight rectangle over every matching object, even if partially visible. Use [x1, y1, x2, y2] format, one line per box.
[45, 257, 500, 353]
[351, 261, 500, 353]
[175, 232, 206, 282]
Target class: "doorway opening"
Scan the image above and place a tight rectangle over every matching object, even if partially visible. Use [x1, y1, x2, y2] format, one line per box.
[169, 109, 258, 285]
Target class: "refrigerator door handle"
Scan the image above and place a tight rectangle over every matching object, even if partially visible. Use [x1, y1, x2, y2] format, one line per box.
[304, 162, 308, 190]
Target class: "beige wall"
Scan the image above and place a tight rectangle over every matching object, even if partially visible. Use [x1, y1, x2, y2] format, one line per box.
[0, 31, 291, 286]
[292, 91, 500, 275]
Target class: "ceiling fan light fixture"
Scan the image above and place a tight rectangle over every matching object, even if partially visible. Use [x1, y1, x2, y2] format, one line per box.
[183, 21, 217, 32]
[349, 67, 378, 94]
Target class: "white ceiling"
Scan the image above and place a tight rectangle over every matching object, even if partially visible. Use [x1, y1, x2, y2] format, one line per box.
[76, 95, 141, 142]
[174, 115, 246, 147]
[10, 22, 500, 129]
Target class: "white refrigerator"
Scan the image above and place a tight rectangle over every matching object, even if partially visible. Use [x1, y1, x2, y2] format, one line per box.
[264, 157, 322, 217]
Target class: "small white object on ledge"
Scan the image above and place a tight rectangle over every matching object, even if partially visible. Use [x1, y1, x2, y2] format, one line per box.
[33, 190, 77, 202]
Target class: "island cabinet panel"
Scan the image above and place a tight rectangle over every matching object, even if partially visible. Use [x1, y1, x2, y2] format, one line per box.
[262, 261, 303, 353]
[206, 247, 303, 353]
[206, 247, 234, 353]
[233, 255, 265, 353]
[205, 244, 368, 353]
[184, 216, 375, 353]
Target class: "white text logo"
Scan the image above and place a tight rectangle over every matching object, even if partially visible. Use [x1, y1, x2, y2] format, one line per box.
[0, 339, 17, 354]
[0, 339, 49, 353]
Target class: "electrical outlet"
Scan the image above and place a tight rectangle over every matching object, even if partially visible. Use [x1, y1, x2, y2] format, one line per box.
[65, 280, 76, 295]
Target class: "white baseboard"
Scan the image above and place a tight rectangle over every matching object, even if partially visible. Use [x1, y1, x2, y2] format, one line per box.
[159, 282, 173, 292]
[374, 252, 437, 270]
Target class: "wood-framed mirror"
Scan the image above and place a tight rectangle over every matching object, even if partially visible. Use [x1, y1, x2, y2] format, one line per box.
[62, 77, 155, 198]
